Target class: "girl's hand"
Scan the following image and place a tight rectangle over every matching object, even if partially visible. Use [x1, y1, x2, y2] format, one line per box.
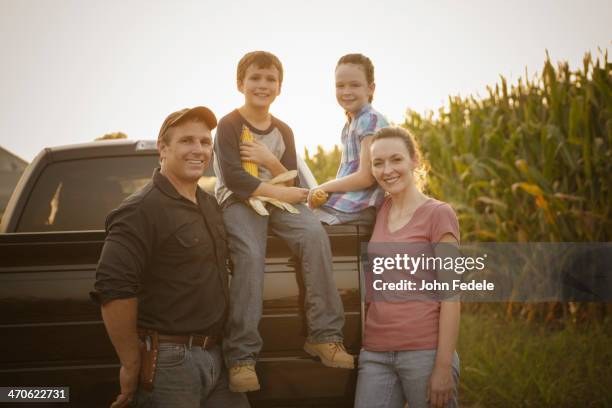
[240, 140, 275, 168]
[427, 365, 454, 407]
[307, 188, 328, 209]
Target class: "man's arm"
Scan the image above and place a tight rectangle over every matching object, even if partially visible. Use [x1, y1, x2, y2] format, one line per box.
[101, 298, 140, 408]
[91, 204, 153, 407]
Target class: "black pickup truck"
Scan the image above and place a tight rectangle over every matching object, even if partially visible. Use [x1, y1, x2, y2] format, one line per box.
[0, 139, 370, 407]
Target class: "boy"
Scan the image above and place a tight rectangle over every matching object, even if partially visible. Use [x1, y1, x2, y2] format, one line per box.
[213, 51, 353, 393]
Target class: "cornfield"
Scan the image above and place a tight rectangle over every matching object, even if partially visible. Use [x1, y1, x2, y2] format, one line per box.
[403, 51, 611, 321]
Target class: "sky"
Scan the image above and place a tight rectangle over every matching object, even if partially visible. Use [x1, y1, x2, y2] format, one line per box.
[0, 0, 610, 162]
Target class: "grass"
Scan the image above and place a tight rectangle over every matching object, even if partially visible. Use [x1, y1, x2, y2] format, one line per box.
[458, 309, 612, 407]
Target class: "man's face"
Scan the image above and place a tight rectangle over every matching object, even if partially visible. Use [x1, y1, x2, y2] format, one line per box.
[238, 64, 281, 109]
[158, 120, 213, 185]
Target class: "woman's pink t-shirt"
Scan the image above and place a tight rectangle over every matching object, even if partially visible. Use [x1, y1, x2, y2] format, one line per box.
[362, 196, 460, 351]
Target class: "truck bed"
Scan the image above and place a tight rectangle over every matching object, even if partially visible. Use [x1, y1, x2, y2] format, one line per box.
[0, 225, 370, 407]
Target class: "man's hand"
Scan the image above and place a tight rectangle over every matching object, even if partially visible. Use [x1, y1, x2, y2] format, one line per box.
[240, 140, 276, 168]
[427, 365, 454, 408]
[110, 364, 139, 408]
[276, 186, 309, 204]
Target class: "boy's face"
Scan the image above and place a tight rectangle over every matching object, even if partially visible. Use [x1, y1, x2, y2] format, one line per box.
[335, 63, 374, 115]
[238, 64, 281, 109]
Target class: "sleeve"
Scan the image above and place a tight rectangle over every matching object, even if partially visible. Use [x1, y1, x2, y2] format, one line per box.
[276, 121, 298, 172]
[356, 112, 388, 142]
[214, 116, 262, 200]
[90, 204, 153, 305]
[430, 203, 460, 243]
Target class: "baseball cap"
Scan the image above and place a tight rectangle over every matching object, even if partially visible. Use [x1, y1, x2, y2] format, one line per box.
[158, 106, 217, 141]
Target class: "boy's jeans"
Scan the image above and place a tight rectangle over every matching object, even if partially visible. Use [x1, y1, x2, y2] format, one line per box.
[222, 201, 345, 368]
[355, 349, 460, 408]
[131, 344, 250, 407]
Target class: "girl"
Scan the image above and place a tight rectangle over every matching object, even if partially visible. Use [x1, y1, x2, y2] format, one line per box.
[308, 53, 389, 225]
[355, 126, 461, 408]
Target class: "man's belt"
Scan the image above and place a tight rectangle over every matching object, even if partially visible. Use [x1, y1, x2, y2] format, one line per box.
[156, 333, 218, 349]
[136, 329, 218, 391]
[138, 328, 218, 349]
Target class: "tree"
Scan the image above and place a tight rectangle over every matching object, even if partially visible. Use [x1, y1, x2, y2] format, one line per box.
[95, 132, 128, 141]
[303, 145, 341, 184]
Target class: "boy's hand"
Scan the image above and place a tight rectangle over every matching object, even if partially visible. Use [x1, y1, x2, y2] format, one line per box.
[276, 186, 309, 204]
[240, 140, 275, 168]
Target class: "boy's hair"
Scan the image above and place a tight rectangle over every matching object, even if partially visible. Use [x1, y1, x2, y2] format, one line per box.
[372, 126, 429, 191]
[336, 53, 375, 102]
[237, 51, 284, 86]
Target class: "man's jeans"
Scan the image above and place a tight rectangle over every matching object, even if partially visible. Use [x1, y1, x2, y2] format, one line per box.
[222, 202, 345, 368]
[355, 349, 460, 408]
[131, 344, 249, 407]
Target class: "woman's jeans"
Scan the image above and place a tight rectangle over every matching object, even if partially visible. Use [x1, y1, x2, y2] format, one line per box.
[131, 344, 249, 408]
[355, 349, 460, 408]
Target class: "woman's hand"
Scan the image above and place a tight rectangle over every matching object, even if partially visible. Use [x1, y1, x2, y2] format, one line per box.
[240, 140, 275, 168]
[427, 364, 454, 407]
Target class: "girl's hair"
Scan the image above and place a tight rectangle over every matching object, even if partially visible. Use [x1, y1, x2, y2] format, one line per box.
[336, 53, 374, 102]
[372, 126, 429, 191]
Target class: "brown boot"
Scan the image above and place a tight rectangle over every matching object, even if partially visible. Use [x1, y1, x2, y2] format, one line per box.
[228, 364, 260, 392]
[304, 341, 355, 369]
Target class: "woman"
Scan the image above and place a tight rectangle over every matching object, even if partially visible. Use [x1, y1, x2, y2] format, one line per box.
[355, 127, 461, 408]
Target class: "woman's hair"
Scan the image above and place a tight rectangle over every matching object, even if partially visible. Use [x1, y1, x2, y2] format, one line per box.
[372, 126, 429, 191]
[336, 53, 375, 102]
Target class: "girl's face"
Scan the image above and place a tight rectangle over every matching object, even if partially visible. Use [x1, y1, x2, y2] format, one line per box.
[371, 137, 417, 195]
[335, 63, 374, 116]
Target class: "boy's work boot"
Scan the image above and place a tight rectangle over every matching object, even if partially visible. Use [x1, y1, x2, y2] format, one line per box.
[304, 341, 355, 369]
[228, 364, 260, 392]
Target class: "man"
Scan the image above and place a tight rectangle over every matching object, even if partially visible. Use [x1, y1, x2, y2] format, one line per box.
[91, 107, 249, 408]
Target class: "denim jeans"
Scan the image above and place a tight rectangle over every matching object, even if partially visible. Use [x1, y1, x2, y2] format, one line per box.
[222, 201, 345, 368]
[355, 349, 460, 408]
[131, 344, 250, 408]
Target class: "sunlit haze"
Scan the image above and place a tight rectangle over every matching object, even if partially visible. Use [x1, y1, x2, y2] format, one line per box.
[1, 0, 610, 161]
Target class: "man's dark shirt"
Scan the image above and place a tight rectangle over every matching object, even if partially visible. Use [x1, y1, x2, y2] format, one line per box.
[91, 168, 228, 335]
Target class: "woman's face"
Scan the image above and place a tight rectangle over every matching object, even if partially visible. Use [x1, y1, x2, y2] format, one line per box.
[370, 137, 416, 195]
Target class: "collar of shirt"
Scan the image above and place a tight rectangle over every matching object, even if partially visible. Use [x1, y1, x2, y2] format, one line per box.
[152, 168, 183, 200]
[152, 168, 220, 227]
[345, 103, 373, 124]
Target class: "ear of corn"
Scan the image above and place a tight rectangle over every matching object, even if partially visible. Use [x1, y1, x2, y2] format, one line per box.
[240, 125, 258, 177]
[311, 188, 329, 208]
